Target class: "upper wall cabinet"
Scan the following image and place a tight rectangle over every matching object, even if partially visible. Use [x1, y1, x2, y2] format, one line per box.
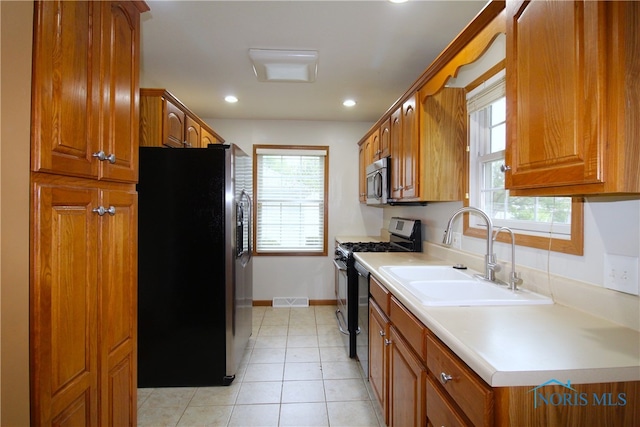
[505, 0, 640, 196]
[31, 0, 141, 183]
[139, 88, 225, 148]
[357, 1, 506, 205]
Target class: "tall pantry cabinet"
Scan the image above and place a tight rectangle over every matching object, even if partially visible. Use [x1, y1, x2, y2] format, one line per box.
[30, 1, 148, 426]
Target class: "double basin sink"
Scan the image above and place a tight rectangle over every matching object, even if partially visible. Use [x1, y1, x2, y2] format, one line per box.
[378, 265, 553, 307]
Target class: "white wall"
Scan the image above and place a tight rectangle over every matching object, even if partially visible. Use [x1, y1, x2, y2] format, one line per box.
[382, 196, 640, 291]
[208, 119, 384, 301]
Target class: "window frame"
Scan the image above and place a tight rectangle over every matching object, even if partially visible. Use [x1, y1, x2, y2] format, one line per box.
[252, 144, 329, 256]
[463, 66, 584, 256]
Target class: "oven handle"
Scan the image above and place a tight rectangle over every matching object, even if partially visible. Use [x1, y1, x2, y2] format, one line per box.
[333, 259, 347, 271]
[335, 309, 361, 336]
[335, 309, 349, 335]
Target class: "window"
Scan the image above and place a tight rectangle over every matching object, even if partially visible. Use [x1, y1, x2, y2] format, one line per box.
[253, 145, 328, 256]
[466, 71, 583, 255]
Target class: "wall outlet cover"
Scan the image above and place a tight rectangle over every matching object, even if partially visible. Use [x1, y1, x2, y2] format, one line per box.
[603, 254, 639, 295]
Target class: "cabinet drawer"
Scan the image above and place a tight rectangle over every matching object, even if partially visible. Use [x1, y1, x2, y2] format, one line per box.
[390, 296, 426, 361]
[426, 376, 470, 427]
[426, 335, 493, 427]
[370, 275, 390, 315]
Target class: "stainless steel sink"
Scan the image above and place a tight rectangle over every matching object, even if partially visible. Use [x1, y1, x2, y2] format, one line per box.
[378, 265, 553, 307]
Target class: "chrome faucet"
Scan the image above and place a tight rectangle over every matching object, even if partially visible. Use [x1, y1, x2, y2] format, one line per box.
[492, 227, 523, 290]
[442, 207, 500, 282]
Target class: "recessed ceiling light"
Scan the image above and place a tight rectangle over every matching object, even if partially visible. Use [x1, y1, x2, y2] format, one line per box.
[388, 0, 408, 3]
[343, 99, 357, 107]
[225, 95, 238, 103]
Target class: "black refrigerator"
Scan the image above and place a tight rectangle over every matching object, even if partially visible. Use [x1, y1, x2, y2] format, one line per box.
[137, 144, 252, 387]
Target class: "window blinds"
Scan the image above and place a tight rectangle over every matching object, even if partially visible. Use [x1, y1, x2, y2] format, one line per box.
[255, 148, 327, 253]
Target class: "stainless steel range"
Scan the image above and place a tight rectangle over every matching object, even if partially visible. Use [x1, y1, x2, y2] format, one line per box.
[333, 218, 422, 366]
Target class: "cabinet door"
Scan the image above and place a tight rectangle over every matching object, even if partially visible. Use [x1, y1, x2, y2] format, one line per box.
[369, 300, 390, 425]
[201, 126, 219, 147]
[400, 95, 419, 200]
[31, 1, 101, 179]
[390, 107, 403, 200]
[505, 0, 604, 191]
[420, 87, 466, 201]
[99, 1, 141, 182]
[370, 130, 381, 161]
[358, 142, 367, 203]
[379, 118, 391, 159]
[163, 98, 186, 148]
[185, 115, 201, 148]
[388, 326, 427, 427]
[31, 179, 99, 427]
[98, 188, 138, 426]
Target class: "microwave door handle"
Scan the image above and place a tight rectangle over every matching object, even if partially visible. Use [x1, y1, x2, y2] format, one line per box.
[374, 171, 383, 200]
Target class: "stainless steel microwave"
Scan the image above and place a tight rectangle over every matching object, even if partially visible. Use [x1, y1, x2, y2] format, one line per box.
[366, 157, 389, 205]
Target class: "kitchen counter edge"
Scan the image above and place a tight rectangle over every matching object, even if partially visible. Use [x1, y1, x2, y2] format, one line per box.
[354, 251, 640, 388]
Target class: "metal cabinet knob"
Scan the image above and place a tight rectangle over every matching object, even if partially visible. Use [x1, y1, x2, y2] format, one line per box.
[379, 330, 385, 337]
[92, 151, 116, 164]
[440, 372, 453, 384]
[384, 339, 392, 346]
[92, 206, 116, 216]
[500, 164, 511, 173]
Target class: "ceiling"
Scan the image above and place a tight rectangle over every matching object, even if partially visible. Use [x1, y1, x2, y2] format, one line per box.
[139, 1, 488, 123]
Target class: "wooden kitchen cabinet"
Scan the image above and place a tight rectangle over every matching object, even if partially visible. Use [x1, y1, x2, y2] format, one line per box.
[505, 0, 640, 196]
[31, 0, 140, 183]
[369, 276, 427, 427]
[389, 95, 420, 202]
[369, 299, 390, 425]
[388, 326, 427, 427]
[418, 87, 467, 201]
[30, 1, 147, 425]
[426, 334, 493, 427]
[358, 141, 367, 202]
[140, 88, 224, 148]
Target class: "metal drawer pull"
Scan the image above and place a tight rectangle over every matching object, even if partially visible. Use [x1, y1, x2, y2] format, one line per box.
[92, 151, 116, 164]
[440, 372, 453, 384]
[92, 206, 116, 216]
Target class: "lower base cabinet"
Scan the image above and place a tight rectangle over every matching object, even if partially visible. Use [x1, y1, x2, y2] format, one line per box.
[368, 274, 639, 427]
[388, 326, 427, 427]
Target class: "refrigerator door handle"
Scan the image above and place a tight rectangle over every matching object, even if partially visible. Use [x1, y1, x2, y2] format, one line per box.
[238, 190, 252, 266]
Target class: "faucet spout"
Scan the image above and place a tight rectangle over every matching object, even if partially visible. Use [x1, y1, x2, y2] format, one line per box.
[442, 207, 497, 282]
[493, 227, 523, 290]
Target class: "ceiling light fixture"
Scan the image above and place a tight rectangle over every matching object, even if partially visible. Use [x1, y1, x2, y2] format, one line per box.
[388, 0, 409, 3]
[249, 49, 318, 83]
[343, 99, 357, 107]
[225, 95, 238, 103]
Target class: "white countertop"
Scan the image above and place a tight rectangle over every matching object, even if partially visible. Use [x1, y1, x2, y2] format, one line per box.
[354, 251, 640, 387]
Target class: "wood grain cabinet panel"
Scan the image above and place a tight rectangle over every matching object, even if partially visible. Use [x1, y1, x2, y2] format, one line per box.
[30, 179, 100, 427]
[388, 326, 427, 427]
[30, 0, 101, 179]
[100, 1, 142, 183]
[419, 87, 466, 201]
[30, 1, 147, 425]
[505, 0, 640, 195]
[201, 126, 219, 147]
[369, 300, 390, 425]
[140, 88, 225, 148]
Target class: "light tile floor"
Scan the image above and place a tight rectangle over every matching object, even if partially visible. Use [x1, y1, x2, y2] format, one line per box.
[138, 305, 386, 427]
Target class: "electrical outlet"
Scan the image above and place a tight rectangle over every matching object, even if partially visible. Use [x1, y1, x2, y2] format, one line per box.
[451, 232, 462, 250]
[603, 254, 639, 295]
